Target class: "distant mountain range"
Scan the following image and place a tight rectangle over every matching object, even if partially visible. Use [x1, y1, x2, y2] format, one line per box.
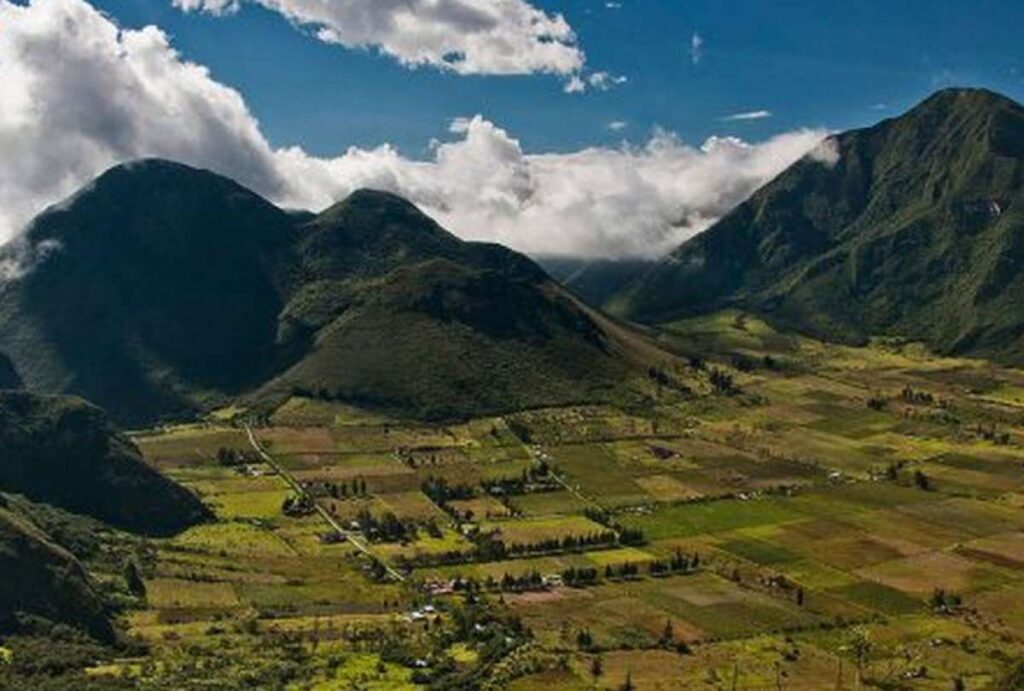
[0, 161, 675, 425]
[606, 88, 1024, 364]
[3, 88, 1023, 426]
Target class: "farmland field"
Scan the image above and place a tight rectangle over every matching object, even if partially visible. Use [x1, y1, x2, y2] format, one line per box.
[87, 314, 1024, 688]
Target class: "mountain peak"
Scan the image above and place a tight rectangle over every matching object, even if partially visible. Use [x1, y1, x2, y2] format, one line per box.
[0, 162, 665, 425]
[916, 86, 1018, 112]
[85, 158, 244, 199]
[314, 187, 436, 228]
[613, 88, 1024, 366]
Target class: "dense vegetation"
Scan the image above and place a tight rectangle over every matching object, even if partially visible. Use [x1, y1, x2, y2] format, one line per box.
[0, 391, 210, 535]
[0, 353, 20, 389]
[0, 164, 675, 426]
[0, 504, 114, 643]
[613, 88, 1024, 366]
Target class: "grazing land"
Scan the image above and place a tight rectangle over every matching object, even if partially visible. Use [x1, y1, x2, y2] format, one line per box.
[69, 312, 1024, 688]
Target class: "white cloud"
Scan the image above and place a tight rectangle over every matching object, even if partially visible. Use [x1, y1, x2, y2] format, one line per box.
[588, 71, 628, 91]
[172, 0, 584, 78]
[808, 136, 841, 168]
[0, 0, 829, 260]
[690, 32, 704, 65]
[608, 120, 628, 132]
[0, 237, 62, 281]
[563, 74, 586, 94]
[722, 110, 773, 121]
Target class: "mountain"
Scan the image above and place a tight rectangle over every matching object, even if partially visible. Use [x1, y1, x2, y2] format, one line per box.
[0, 160, 297, 424]
[0, 162, 675, 425]
[0, 501, 113, 641]
[0, 352, 20, 389]
[0, 391, 211, 535]
[536, 257, 657, 308]
[613, 88, 1024, 363]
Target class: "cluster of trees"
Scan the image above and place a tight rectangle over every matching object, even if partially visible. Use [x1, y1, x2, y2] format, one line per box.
[646, 366, 693, 395]
[647, 549, 700, 576]
[421, 477, 474, 506]
[498, 552, 703, 592]
[501, 531, 619, 558]
[973, 424, 1012, 445]
[281, 494, 315, 517]
[930, 588, 963, 613]
[561, 567, 599, 587]
[396, 525, 638, 569]
[901, 385, 935, 405]
[505, 419, 533, 444]
[498, 571, 545, 592]
[617, 527, 645, 546]
[354, 509, 439, 544]
[729, 354, 782, 373]
[880, 462, 934, 492]
[396, 447, 446, 469]
[215, 447, 259, 467]
[317, 478, 369, 499]
[582, 509, 645, 546]
[395, 548, 478, 569]
[867, 394, 888, 411]
[605, 562, 641, 579]
[480, 463, 560, 497]
[882, 461, 906, 481]
[709, 368, 740, 395]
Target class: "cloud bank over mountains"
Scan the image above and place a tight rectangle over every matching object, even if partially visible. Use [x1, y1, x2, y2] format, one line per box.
[0, 0, 829, 259]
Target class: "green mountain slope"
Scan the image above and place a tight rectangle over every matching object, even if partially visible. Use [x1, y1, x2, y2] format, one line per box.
[614, 88, 1024, 363]
[0, 502, 113, 641]
[260, 190, 659, 419]
[0, 391, 211, 535]
[0, 164, 676, 424]
[0, 160, 297, 424]
[0, 353, 19, 389]
[537, 257, 657, 308]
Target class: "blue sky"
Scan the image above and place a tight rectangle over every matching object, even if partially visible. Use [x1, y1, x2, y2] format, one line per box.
[3, 0, 1024, 258]
[89, 0, 1024, 157]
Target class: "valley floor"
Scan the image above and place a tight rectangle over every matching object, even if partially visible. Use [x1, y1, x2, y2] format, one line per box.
[94, 312, 1024, 689]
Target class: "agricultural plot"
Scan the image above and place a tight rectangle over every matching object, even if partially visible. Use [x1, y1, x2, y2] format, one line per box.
[112, 315, 1024, 688]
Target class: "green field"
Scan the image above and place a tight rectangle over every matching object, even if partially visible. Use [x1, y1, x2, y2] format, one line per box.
[71, 314, 1024, 688]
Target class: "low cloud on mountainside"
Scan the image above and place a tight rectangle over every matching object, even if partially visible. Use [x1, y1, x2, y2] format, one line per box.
[0, 0, 829, 259]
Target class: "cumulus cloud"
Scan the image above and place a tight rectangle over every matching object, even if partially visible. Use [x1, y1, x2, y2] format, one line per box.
[172, 0, 584, 77]
[0, 0, 830, 259]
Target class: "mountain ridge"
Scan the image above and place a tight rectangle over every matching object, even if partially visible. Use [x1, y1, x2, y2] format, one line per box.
[611, 88, 1024, 364]
[0, 162, 678, 424]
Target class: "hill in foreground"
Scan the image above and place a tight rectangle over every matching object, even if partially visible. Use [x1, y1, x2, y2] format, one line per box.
[0, 391, 211, 535]
[0, 162, 679, 425]
[0, 502, 114, 642]
[0, 353, 19, 389]
[613, 88, 1024, 364]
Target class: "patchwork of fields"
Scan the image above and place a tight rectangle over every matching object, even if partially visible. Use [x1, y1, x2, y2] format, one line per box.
[108, 313, 1024, 688]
